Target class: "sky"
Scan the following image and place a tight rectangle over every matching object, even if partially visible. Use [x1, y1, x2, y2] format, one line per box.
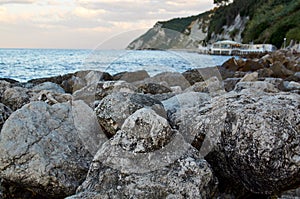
[0, 0, 214, 49]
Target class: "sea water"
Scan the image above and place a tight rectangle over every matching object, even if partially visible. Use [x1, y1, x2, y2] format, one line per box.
[0, 49, 232, 82]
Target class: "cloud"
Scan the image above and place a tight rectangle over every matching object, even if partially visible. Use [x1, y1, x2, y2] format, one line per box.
[0, 0, 36, 5]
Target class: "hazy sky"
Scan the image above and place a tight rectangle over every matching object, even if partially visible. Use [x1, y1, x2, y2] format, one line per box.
[0, 0, 214, 49]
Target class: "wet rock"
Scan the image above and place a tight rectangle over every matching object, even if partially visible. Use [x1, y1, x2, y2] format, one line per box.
[202, 91, 300, 195]
[240, 72, 258, 82]
[32, 82, 65, 94]
[0, 78, 18, 84]
[2, 87, 30, 111]
[143, 72, 191, 90]
[95, 92, 165, 138]
[136, 83, 172, 94]
[234, 81, 279, 93]
[0, 103, 12, 131]
[0, 101, 104, 198]
[223, 78, 241, 92]
[113, 70, 149, 83]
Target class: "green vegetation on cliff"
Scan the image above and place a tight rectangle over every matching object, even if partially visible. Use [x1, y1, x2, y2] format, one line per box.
[210, 0, 300, 48]
[158, 11, 212, 34]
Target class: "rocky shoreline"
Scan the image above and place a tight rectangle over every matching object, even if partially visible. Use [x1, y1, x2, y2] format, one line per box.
[0, 50, 299, 198]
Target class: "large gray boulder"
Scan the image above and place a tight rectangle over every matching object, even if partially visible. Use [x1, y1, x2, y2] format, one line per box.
[96, 92, 165, 138]
[199, 91, 300, 195]
[0, 101, 106, 198]
[67, 108, 218, 199]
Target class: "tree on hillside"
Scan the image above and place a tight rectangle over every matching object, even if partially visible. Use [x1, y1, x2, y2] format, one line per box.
[214, 0, 230, 6]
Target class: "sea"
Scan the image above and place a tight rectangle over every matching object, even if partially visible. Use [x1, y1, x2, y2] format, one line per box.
[0, 48, 232, 82]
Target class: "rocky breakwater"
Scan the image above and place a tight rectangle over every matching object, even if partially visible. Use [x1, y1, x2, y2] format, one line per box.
[0, 50, 299, 198]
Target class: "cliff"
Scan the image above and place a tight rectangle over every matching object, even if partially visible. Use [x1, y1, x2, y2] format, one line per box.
[127, 0, 300, 50]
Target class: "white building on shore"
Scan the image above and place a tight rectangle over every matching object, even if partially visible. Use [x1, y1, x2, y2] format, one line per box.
[208, 40, 276, 55]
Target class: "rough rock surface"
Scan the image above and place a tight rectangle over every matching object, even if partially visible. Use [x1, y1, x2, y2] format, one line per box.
[73, 81, 137, 107]
[112, 70, 150, 83]
[136, 83, 172, 94]
[0, 101, 102, 198]
[0, 103, 12, 131]
[143, 72, 191, 90]
[2, 87, 30, 111]
[234, 81, 279, 93]
[32, 82, 65, 94]
[0, 81, 11, 100]
[112, 108, 174, 153]
[67, 109, 218, 198]
[202, 91, 300, 195]
[96, 92, 165, 138]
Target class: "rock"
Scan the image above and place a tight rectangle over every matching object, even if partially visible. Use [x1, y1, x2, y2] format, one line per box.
[143, 72, 191, 90]
[73, 81, 137, 108]
[283, 81, 300, 91]
[182, 69, 205, 85]
[0, 103, 12, 131]
[184, 76, 224, 96]
[221, 57, 239, 71]
[263, 78, 285, 91]
[30, 90, 73, 105]
[112, 108, 175, 153]
[162, 92, 211, 115]
[270, 61, 295, 79]
[257, 68, 274, 78]
[67, 131, 217, 199]
[239, 59, 264, 72]
[223, 78, 241, 92]
[240, 72, 258, 82]
[0, 78, 18, 84]
[2, 87, 30, 111]
[113, 70, 150, 83]
[0, 81, 11, 100]
[28, 73, 73, 87]
[69, 151, 217, 198]
[295, 72, 300, 79]
[279, 187, 300, 198]
[234, 81, 279, 93]
[32, 82, 65, 94]
[144, 93, 176, 102]
[95, 93, 165, 138]
[202, 91, 300, 195]
[62, 71, 113, 94]
[217, 66, 235, 80]
[136, 83, 172, 94]
[0, 101, 105, 198]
